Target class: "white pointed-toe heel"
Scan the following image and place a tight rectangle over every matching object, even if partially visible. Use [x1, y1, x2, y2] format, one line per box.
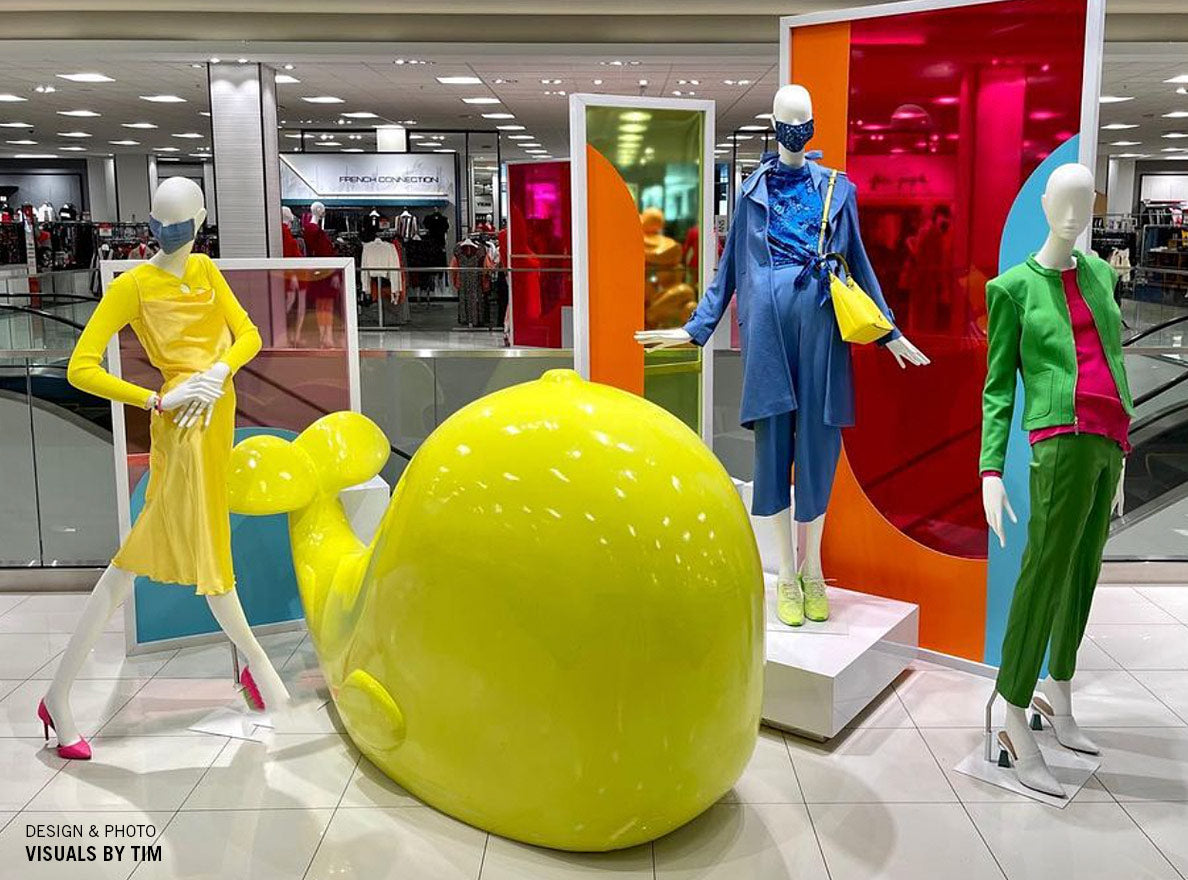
[1031, 696, 1100, 755]
[997, 730, 1066, 797]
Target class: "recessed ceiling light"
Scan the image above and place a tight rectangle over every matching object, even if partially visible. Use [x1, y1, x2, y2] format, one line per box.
[638, 79, 648, 86]
[526, 149, 547, 154]
[158, 156, 180, 162]
[678, 79, 700, 86]
[393, 58, 429, 66]
[283, 133, 301, 139]
[56, 72, 114, 83]
[1100, 95, 1134, 104]
[716, 142, 732, 148]
[1163, 132, 1188, 138]
[155, 146, 180, 152]
[1102, 123, 1139, 130]
[318, 140, 342, 146]
[728, 135, 753, 141]
[109, 139, 140, 145]
[592, 79, 603, 85]
[401, 119, 417, 125]
[209, 57, 221, 63]
[34, 85, 55, 94]
[1110, 141, 1142, 146]
[141, 95, 186, 103]
[172, 132, 203, 139]
[507, 134, 533, 140]
[301, 96, 345, 104]
[283, 64, 295, 70]
[237, 58, 249, 64]
[497, 124, 525, 131]
[437, 76, 482, 85]
[199, 111, 211, 117]
[1113, 152, 1150, 158]
[1161, 146, 1188, 152]
[755, 113, 773, 120]
[275, 74, 300, 84]
[0, 122, 33, 128]
[122, 122, 158, 129]
[342, 148, 364, 153]
[738, 125, 767, 131]
[541, 79, 562, 85]
[59, 146, 85, 152]
[433, 148, 455, 153]
[57, 110, 100, 117]
[5, 139, 36, 145]
[462, 97, 500, 104]
[1164, 75, 1188, 84]
[482, 113, 515, 119]
[340, 112, 379, 119]
[190, 152, 212, 158]
[58, 131, 92, 138]
[14, 153, 57, 159]
[621, 111, 652, 123]
[1164, 111, 1188, 119]
[0, 94, 27, 103]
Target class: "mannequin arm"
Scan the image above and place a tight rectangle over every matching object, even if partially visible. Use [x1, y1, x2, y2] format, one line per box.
[683, 197, 740, 345]
[206, 256, 262, 374]
[979, 280, 1021, 474]
[635, 328, 692, 350]
[982, 475, 1017, 548]
[66, 277, 156, 409]
[1113, 458, 1127, 517]
[886, 336, 930, 368]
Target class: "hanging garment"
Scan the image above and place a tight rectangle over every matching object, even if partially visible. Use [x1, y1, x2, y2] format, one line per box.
[452, 240, 493, 326]
[423, 210, 449, 246]
[395, 211, 419, 241]
[35, 203, 54, 223]
[979, 251, 1133, 475]
[361, 238, 408, 323]
[66, 254, 262, 595]
[282, 222, 303, 257]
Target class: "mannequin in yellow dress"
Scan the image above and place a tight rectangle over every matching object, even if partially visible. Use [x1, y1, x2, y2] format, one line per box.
[39, 177, 290, 759]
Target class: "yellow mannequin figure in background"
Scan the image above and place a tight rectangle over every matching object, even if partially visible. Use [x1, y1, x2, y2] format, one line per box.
[38, 177, 291, 760]
[641, 207, 697, 329]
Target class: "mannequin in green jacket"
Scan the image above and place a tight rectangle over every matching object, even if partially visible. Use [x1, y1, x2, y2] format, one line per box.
[980, 163, 1131, 797]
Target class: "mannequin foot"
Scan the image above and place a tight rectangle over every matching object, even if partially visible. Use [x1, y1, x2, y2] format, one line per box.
[245, 661, 291, 711]
[997, 730, 1064, 797]
[37, 698, 91, 760]
[776, 577, 804, 627]
[800, 571, 830, 622]
[1031, 696, 1100, 755]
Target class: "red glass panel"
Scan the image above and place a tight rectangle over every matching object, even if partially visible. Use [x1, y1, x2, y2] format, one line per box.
[507, 161, 573, 348]
[842, 0, 1086, 557]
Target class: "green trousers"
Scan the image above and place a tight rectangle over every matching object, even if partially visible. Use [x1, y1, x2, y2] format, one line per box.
[996, 433, 1123, 708]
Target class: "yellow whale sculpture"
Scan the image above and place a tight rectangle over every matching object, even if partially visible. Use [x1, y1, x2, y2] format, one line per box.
[228, 369, 763, 851]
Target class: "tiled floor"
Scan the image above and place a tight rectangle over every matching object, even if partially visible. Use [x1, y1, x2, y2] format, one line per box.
[1, 585, 1187, 879]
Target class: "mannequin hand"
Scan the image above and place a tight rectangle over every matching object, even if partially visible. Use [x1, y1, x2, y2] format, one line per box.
[886, 335, 931, 369]
[982, 475, 1017, 549]
[160, 364, 228, 430]
[635, 329, 692, 351]
[1113, 458, 1127, 517]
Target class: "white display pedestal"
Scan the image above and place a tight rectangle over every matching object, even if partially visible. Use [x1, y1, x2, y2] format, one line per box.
[733, 480, 920, 741]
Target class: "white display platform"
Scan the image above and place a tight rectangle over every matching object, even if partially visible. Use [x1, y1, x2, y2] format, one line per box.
[762, 574, 919, 740]
[955, 735, 1099, 807]
[731, 479, 920, 740]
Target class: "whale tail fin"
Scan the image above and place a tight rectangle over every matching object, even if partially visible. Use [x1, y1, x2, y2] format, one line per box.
[228, 412, 390, 638]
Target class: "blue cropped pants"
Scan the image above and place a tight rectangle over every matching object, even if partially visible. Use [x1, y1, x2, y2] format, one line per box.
[751, 264, 842, 522]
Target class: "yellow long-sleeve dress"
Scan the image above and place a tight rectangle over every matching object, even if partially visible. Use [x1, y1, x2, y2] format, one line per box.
[68, 253, 261, 595]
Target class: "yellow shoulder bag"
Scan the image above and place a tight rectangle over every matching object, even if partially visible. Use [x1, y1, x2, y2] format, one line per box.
[818, 170, 894, 345]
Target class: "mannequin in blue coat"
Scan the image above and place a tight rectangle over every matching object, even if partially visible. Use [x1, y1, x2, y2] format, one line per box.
[638, 84, 929, 625]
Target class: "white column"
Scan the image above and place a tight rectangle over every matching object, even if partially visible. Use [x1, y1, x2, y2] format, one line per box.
[202, 160, 218, 225]
[208, 62, 282, 257]
[113, 153, 151, 222]
[377, 125, 407, 153]
[1107, 157, 1137, 215]
[85, 157, 116, 222]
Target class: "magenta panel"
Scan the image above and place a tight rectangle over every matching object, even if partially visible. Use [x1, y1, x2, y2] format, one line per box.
[507, 161, 573, 348]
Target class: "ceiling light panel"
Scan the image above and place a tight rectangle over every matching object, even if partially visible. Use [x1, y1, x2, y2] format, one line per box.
[57, 110, 100, 117]
[462, 97, 501, 104]
[140, 95, 186, 103]
[301, 96, 345, 104]
[56, 72, 114, 83]
[437, 76, 482, 85]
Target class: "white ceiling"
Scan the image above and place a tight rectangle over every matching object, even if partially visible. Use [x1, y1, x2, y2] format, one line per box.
[1100, 46, 1188, 160]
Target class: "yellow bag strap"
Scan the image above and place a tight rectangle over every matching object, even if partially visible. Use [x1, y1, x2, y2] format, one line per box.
[817, 169, 838, 256]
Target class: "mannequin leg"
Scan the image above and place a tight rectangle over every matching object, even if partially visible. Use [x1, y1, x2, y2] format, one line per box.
[766, 507, 798, 582]
[205, 590, 291, 709]
[1001, 702, 1064, 796]
[43, 564, 136, 746]
[800, 514, 826, 580]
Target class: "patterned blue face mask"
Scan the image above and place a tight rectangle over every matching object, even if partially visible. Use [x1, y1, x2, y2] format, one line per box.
[774, 118, 815, 153]
[148, 216, 196, 254]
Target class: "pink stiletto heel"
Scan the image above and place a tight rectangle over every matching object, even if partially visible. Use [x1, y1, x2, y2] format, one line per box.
[239, 668, 265, 712]
[36, 699, 92, 760]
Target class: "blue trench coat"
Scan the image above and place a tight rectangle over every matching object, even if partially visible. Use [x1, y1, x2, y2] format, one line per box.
[684, 154, 900, 429]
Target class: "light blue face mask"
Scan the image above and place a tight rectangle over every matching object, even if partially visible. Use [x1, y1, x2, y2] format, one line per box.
[148, 216, 196, 254]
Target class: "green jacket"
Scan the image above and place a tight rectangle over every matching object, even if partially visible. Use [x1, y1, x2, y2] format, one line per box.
[979, 250, 1133, 474]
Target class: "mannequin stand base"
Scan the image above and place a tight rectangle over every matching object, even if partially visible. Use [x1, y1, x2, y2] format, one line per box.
[189, 705, 274, 743]
[761, 574, 918, 740]
[955, 738, 1099, 807]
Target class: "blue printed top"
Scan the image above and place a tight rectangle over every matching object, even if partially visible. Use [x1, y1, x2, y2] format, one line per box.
[766, 161, 822, 268]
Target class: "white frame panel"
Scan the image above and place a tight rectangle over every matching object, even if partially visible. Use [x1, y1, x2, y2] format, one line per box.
[100, 257, 359, 653]
[568, 93, 717, 448]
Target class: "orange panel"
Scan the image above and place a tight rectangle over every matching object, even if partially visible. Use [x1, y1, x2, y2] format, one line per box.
[789, 22, 851, 170]
[586, 144, 645, 395]
[823, 450, 987, 660]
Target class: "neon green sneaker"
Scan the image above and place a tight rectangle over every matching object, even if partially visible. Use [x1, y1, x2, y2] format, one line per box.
[776, 577, 805, 627]
[802, 573, 830, 622]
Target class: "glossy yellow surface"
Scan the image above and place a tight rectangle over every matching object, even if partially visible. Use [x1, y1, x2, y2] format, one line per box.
[228, 370, 764, 852]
